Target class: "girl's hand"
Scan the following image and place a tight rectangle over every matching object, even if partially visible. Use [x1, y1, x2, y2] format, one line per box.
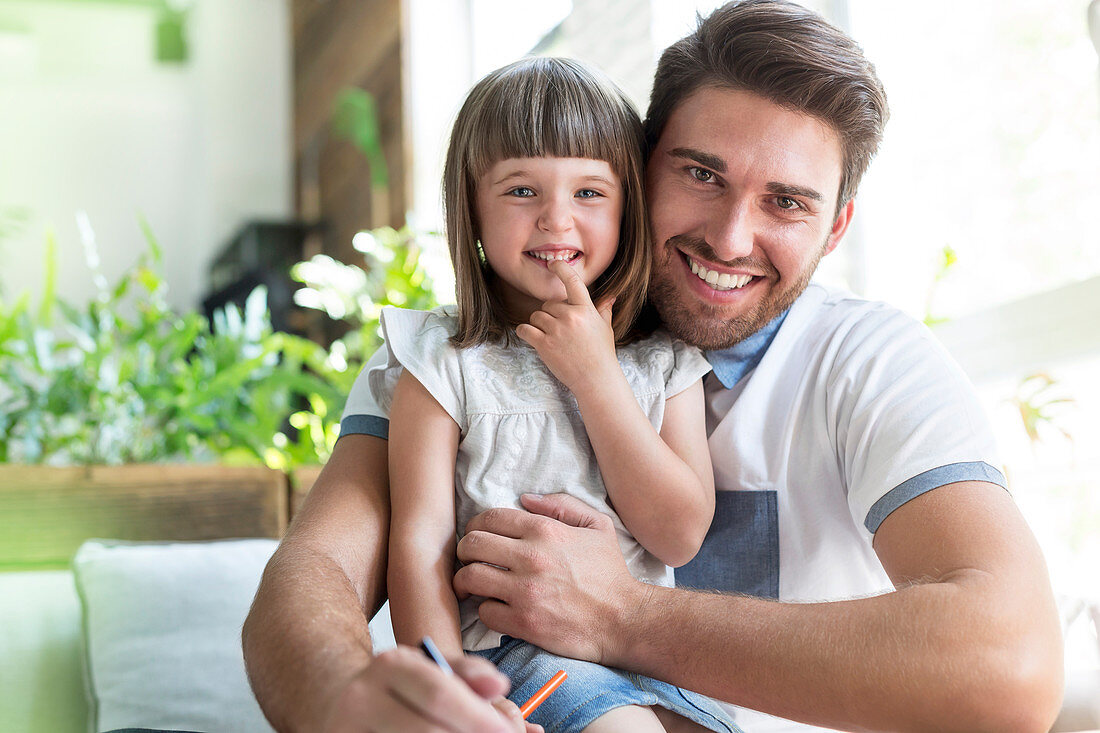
[492, 696, 546, 733]
[516, 260, 619, 397]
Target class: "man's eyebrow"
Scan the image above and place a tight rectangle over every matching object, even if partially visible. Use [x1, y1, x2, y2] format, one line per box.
[668, 148, 825, 202]
[668, 147, 727, 174]
[766, 181, 824, 202]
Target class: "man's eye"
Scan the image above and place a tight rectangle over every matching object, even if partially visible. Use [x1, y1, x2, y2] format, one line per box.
[776, 196, 801, 210]
[688, 166, 714, 183]
[508, 187, 535, 197]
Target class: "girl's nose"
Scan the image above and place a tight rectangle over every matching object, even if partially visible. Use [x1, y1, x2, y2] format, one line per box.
[537, 196, 573, 233]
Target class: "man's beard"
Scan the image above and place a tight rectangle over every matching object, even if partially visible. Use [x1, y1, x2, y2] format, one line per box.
[648, 234, 826, 351]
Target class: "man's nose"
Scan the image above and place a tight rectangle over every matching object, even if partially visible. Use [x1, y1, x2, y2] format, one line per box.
[538, 195, 573, 233]
[707, 201, 754, 261]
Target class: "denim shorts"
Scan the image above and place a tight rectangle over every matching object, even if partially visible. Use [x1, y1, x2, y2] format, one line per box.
[473, 638, 741, 733]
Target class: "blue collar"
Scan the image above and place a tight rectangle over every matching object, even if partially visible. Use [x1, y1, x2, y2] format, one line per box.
[705, 309, 790, 389]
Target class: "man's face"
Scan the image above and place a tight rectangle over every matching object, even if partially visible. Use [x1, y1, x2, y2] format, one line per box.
[646, 86, 853, 350]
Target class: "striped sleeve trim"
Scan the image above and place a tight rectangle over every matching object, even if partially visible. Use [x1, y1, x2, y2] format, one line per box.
[865, 461, 1007, 533]
[338, 414, 389, 440]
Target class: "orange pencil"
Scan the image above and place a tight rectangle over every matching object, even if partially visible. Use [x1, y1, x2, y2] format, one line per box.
[519, 670, 568, 719]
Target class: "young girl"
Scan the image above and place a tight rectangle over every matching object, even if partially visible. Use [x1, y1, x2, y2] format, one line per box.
[369, 57, 739, 733]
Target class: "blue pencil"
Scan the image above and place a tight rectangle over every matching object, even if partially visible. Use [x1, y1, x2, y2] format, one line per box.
[419, 635, 454, 675]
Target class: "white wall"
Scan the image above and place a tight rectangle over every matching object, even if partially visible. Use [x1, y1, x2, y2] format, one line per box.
[0, 0, 292, 313]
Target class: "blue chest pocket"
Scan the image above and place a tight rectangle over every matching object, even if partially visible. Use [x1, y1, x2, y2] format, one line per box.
[675, 490, 779, 599]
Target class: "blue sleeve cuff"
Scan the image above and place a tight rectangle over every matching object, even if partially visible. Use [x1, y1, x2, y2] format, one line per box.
[338, 414, 389, 440]
[864, 461, 1007, 533]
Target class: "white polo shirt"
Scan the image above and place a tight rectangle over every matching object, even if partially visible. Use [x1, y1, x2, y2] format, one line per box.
[677, 283, 1004, 731]
[339, 282, 1005, 733]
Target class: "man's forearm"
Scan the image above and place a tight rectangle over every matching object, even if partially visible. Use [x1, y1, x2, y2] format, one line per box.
[243, 542, 377, 732]
[601, 485, 1063, 733]
[457, 489, 1063, 733]
[242, 435, 391, 733]
[610, 576, 1060, 733]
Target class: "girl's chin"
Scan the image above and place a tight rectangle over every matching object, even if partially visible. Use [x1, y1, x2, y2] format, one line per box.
[526, 283, 568, 304]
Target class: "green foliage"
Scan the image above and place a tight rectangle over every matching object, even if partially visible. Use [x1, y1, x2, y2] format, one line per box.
[923, 244, 959, 327]
[0, 223, 352, 469]
[333, 88, 389, 188]
[292, 224, 441, 360]
[0, 206, 30, 298]
[1009, 372, 1075, 445]
[0, 206, 28, 243]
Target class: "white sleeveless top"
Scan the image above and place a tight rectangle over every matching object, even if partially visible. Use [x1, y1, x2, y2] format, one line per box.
[368, 305, 711, 650]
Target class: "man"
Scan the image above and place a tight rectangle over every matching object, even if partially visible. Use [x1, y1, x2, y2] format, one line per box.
[243, 2, 1064, 731]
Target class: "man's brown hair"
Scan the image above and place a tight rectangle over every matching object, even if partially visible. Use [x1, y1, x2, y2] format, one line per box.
[645, 0, 889, 213]
[443, 57, 650, 347]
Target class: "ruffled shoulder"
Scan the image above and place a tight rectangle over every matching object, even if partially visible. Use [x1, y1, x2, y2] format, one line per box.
[618, 329, 710, 400]
[665, 334, 712, 397]
[367, 306, 467, 430]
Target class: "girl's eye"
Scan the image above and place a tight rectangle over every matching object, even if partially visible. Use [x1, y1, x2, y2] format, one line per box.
[575, 189, 601, 199]
[688, 166, 714, 183]
[508, 187, 535, 197]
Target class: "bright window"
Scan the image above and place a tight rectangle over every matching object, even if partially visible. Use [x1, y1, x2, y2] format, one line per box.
[845, 0, 1100, 320]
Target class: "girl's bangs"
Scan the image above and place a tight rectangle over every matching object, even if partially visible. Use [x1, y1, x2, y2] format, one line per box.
[467, 73, 631, 181]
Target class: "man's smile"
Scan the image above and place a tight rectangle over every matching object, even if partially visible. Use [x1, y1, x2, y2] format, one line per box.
[670, 243, 770, 303]
[685, 254, 757, 291]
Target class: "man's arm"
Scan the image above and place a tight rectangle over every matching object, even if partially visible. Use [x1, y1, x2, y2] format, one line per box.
[242, 434, 524, 733]
[454, 484, 1064, 733]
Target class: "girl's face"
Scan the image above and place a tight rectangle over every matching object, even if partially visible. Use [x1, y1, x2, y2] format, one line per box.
[475, 156, 623, 321]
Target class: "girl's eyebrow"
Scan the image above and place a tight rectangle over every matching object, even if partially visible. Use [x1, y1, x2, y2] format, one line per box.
[491, 173, 618, 187]
[579, 175, 617, 187]
[492, 170, 531, 185]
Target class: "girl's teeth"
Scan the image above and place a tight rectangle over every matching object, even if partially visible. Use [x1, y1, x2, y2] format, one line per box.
[529, 251, 579, 261]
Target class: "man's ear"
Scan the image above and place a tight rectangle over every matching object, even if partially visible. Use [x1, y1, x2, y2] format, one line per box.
[823, 198, 855, 256]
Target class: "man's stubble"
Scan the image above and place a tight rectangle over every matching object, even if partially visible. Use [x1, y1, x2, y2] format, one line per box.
[648, 234, 829, 351]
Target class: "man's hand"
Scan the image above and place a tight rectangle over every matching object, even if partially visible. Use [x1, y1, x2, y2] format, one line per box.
[515, 260, 619, 397]
[322, 646, 542, 733]
[453, 493, 645, 667]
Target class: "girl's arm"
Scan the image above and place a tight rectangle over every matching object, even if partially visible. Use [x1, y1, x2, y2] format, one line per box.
[574, 367, 713, 568]
[516, 261, 714, 567]
[387, 370, 465, 657]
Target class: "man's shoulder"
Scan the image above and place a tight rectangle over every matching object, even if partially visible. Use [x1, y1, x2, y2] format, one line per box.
[784, 283, 940, 367]
[794, 282, 907, 317]
[792, 283, 923, 336]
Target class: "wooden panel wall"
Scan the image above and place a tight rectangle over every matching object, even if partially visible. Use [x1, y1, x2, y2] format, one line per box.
[0, 465, 288, 568]
[293, 0, 409, 266]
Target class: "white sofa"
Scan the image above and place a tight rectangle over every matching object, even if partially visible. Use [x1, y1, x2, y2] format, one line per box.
[0, 538, 396, 733]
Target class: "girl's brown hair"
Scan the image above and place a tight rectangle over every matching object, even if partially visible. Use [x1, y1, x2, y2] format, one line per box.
[443, 57, 650, 347]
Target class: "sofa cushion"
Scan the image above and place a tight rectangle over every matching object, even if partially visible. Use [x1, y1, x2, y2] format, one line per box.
[73, 539, 279, 733]
[0, 569, 89, 733]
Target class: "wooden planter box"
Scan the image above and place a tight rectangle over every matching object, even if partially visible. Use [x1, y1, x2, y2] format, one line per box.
[290, 465, 323, 516]
[0, 464, 295, 569]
